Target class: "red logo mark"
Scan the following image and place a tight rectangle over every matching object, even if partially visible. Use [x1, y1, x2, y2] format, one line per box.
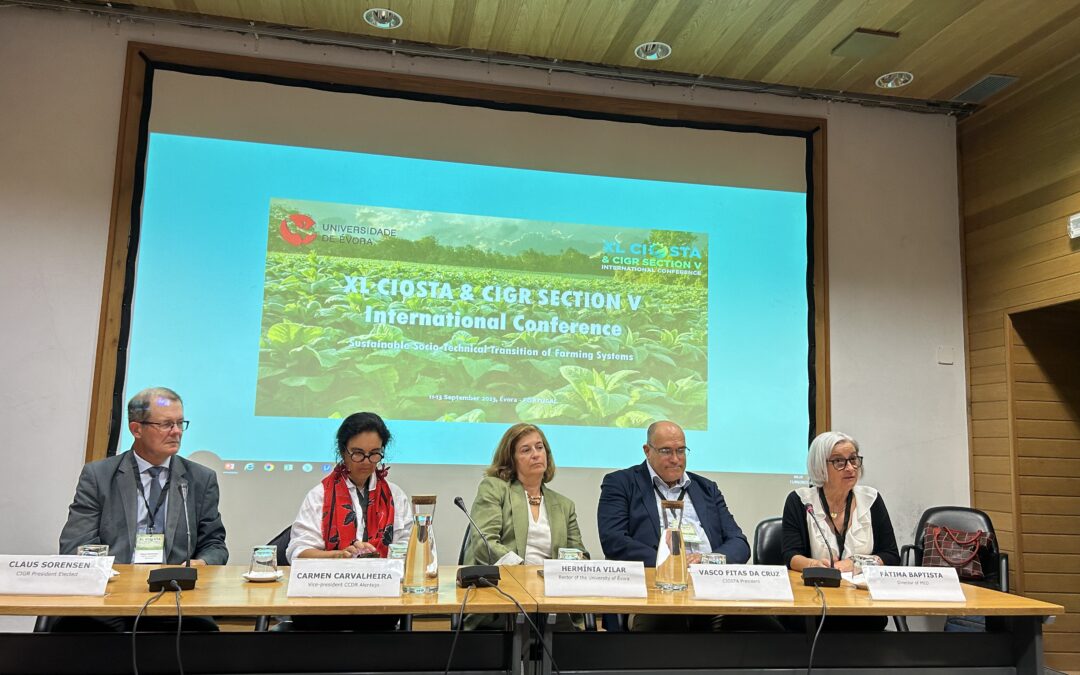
[279, 214, 317, 246]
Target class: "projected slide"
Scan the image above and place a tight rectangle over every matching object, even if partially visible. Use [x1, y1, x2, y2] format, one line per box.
[125, 131, 809, 473]
[257, 199, 708, 429]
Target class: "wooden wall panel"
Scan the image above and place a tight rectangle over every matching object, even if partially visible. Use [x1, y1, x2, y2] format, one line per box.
[960, 51, 1080, 670]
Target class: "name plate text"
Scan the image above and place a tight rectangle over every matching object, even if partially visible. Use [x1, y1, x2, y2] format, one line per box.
[690, 564, 794, 601]
[543, 560, 647, 597]
[0, 555, 113, 596]
[287, 558, 403, 597]
[865, 566, 966, 602]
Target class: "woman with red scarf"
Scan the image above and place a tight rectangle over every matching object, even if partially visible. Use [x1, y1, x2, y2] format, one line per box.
[285, 412, 413, 630]
[288, 412, 413, 562]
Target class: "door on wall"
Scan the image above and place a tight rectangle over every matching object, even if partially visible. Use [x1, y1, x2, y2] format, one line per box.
[1007, 300, 1080, 672]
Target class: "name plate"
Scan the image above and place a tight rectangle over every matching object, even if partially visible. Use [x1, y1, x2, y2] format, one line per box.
[543, 560, 647, 597]
[690, 564, 794, 601]
[287, 558, 403, 598]
[865, 566, 966, 602]
[0, 555, 113, 596]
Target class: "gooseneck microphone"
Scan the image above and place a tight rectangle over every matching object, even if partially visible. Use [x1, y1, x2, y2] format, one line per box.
[180, 481, 194, 568]
[453, 496, 501, 588]
[147, 477, 199, 591]
[801, 503, 841, 587]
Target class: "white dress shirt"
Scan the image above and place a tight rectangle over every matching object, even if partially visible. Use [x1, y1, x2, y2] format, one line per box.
[287, 474, 413, 563]
[523, 496, 552, 565]
[132, 452, 171, 535]
[646, 462, 713, 555]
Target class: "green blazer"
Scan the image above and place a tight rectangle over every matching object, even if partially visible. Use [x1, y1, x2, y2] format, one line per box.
[464, 475, 588, 565]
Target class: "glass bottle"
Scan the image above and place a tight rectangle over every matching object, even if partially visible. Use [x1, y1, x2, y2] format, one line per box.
[655, 499, 688, 591]
[403, 495, 439, 594]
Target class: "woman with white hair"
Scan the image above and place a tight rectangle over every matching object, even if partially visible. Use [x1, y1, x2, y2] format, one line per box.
[781, 431, 900, 573]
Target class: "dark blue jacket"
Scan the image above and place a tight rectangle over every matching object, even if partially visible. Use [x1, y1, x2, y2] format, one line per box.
[598, 461, 750, 566]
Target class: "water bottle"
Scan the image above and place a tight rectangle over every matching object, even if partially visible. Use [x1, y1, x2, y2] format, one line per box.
[403, 495, 439, 594]
[655, 499, 688, 591]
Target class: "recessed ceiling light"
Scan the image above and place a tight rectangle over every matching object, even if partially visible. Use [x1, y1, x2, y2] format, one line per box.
[363, 8, 403, 30]
[875, 71, 914, 89]
[634, 42, 672, 61]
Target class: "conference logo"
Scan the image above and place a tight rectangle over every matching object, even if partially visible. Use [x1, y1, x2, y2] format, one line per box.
[279, 213, 317, 247]
[601, 240, 704, 261]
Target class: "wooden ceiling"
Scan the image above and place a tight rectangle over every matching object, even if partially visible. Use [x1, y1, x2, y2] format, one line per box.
[65, 0, 1080, 112]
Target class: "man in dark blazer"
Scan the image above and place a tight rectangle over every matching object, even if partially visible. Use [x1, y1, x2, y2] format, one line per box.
[598, 420, 750, 566]
[59, 387, 227, 566]
[598, 420, 760, 631]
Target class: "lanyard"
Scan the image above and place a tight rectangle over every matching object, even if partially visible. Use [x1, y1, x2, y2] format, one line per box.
[653, 484, 689, 503]
[818, 487, 854, 556]
[131, 452, 170, 534]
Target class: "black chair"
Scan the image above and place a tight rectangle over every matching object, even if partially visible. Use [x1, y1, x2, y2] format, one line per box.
[753, 517, 784, 565]
[901, 506, 1008, 591]
[457, 524, 471, 565]
[895, 506, 1008, 632]
[267, 526, 292, 567]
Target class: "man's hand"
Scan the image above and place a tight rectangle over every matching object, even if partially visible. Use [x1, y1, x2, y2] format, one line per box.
[189, 559, 207, 567]
[687, 553, 703, 565]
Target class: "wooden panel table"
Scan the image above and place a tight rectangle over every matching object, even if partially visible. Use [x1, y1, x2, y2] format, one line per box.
[504, 566, 1063, 675]
[0, 564, 537, 675]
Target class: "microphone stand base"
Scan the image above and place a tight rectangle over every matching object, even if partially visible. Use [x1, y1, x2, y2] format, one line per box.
[456, 565, 500, 588]
[801, 567, 841, 587]
[148, 567, 198, 591]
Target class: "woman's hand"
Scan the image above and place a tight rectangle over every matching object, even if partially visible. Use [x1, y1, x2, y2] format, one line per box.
[339, 541, 378, 558]
[833, 557, 855, 573]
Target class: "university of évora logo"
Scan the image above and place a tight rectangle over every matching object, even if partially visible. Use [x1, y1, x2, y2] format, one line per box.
[279, 213, 317, 246]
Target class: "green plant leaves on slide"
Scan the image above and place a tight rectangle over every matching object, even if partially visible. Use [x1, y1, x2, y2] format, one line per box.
[256, 200, 709, 430]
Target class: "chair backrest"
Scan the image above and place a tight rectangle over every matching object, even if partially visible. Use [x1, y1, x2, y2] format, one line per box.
[912, 506, 1003, 589]
[457, 525, 470, 565]
[267, 526, 292, 567]
[913, 506, 999, 557]
[753, 517, 784, 565]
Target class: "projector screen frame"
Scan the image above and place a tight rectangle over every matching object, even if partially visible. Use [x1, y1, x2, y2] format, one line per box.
[84, 42, 830, 463]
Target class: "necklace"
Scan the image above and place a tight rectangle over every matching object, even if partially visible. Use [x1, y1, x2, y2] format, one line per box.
[527, 493, 542, 506]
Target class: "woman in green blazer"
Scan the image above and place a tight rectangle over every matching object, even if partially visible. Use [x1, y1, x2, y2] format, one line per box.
[464, 423, 588, 630]
[465, 423, 588, 566]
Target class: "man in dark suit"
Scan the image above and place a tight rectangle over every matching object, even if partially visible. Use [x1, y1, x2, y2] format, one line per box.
[598, 420, 758, 631]
[59, 387, 228, 565]
[598, 420, 749, 566]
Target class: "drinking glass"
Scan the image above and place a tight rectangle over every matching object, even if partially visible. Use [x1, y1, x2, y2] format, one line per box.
[851, 554, 879, 577]
[558, 548, 585, 560]
[248, 546, 278, 578]
[77, 544, 109, 557]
